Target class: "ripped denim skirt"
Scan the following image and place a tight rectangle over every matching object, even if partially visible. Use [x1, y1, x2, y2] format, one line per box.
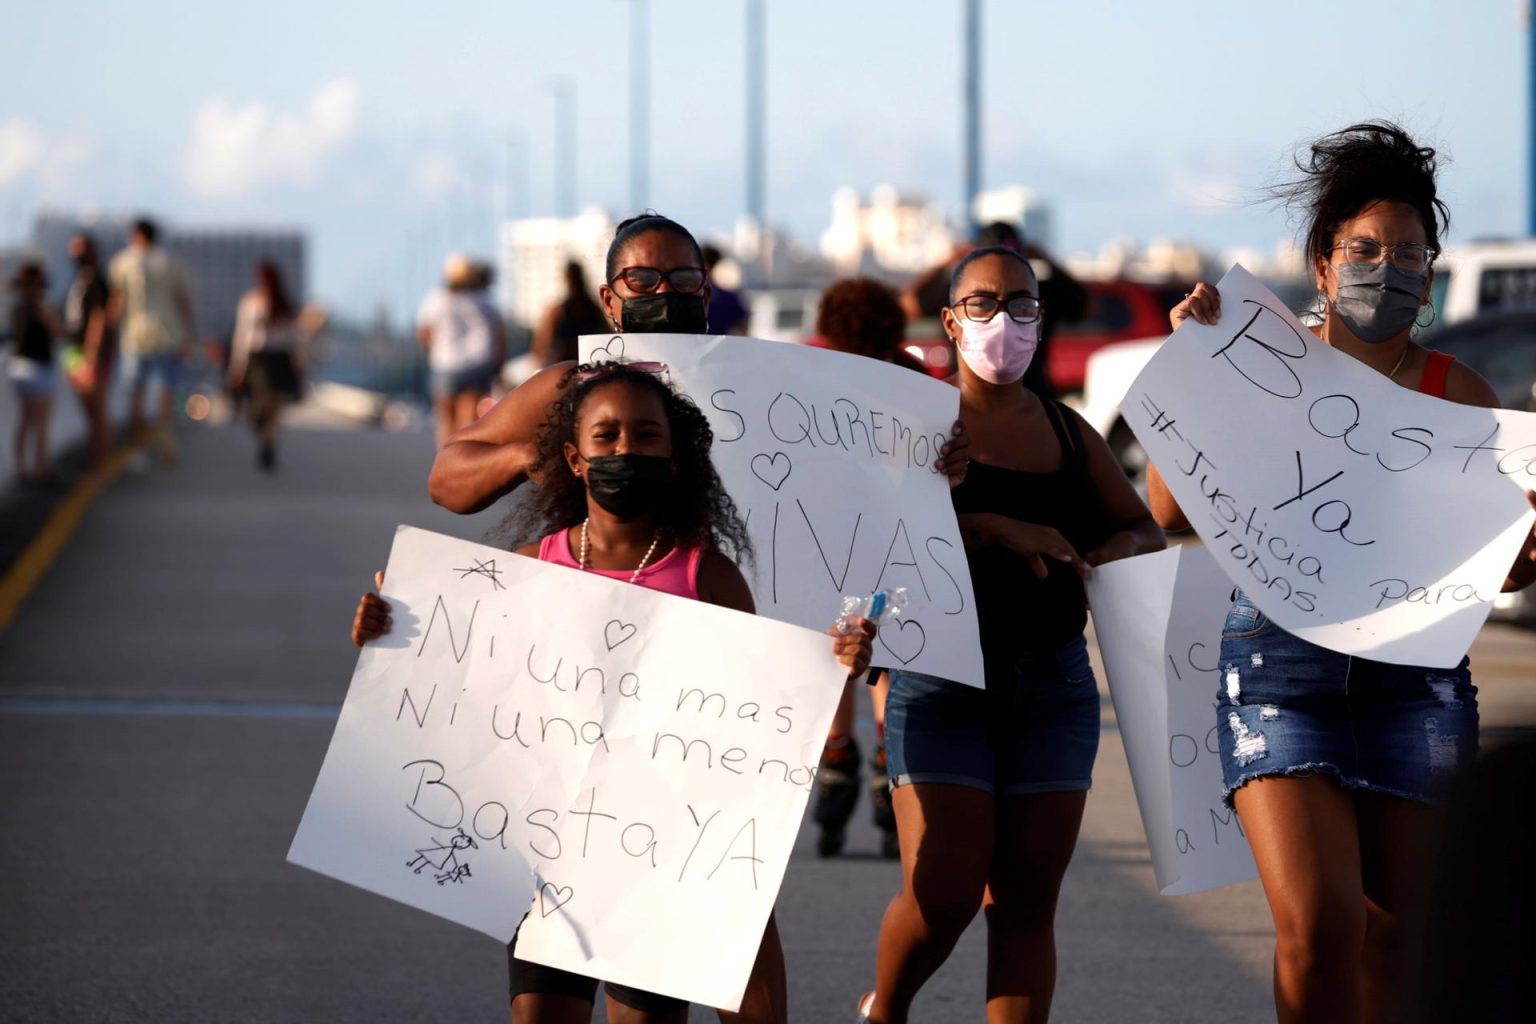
[1216, 591, 1478, 807]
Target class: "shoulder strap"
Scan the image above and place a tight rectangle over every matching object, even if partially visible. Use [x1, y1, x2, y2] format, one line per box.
[1045, 399, 1088, 465]
[1418, 350, 1455, 398]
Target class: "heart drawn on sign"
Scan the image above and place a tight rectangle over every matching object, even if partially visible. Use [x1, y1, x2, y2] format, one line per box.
[750, 452, 792, 491]
[605, 620, 638, 651]
[539, 881, 574, 917]
[590, 335, 625, 363]
[879, 618, 927, 665]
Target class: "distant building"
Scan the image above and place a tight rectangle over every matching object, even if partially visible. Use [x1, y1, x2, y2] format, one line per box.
[30, 211, 306, 343]
[498, 206, 615, 329]
[819, 185, 955, 276]
[971, 186, 1054, 249]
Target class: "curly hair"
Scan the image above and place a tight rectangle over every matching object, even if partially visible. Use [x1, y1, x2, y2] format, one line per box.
[1271, 120, 1450, 271]
[502, 361, 753, 566]
[815, 277, 907, 359]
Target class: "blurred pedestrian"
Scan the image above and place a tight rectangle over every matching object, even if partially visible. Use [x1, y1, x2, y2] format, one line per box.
[7, 262, 65, 484]
[899, 222, 1085, 398]
[703, 244, 751, 335]
[63, 233, 115, 473]
[807, 276, 924, 860]
[531, 260, 605, 368]
[1148, 121, 1536, 1023]
[228, 261, 306, 472]
[417, 253, 505, 448]
[108, 217, 194, 464]
[860, 247, 1163, 1023]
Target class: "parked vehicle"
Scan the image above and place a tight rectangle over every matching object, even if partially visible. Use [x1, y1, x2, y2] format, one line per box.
[1430, 239, 1536, 324]
[744, 288, 822, 344]
[1422, 309, 1536, 626]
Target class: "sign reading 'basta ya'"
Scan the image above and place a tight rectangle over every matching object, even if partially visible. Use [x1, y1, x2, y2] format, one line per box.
[1128, 264, 1536, 667]
[289, 526, 850, 1011]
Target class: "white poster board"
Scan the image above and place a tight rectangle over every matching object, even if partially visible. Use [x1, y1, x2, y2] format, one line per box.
[581, 333, 984, 687]
[1128, 264, 1536, 667]
[1087, 545, 1257, 895]
[289, 526, 849, 1010]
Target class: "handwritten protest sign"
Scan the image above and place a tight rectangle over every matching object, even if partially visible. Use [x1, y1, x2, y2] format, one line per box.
[581, 333, 983, 687]
[1128, 264, 1536, 667]
[289, 526, 849, 1010]
[1088, 546, 1256, 895]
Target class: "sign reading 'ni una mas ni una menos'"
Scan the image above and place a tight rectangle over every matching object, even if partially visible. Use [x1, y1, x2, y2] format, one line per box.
[581, 333, 984, 687]
[1128, 264, 1536, 667]
[289, 526, 850, 1011]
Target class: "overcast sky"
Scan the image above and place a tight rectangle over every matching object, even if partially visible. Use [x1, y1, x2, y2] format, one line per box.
[1, 0, 1527, 319]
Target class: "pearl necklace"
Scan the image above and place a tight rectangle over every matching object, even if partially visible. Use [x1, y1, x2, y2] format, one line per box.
[579, 519, 662, 583]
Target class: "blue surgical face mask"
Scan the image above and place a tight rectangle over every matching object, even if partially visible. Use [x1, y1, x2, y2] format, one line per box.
[1330, 261, 1427, 344]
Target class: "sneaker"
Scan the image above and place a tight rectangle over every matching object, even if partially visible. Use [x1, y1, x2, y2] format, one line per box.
[813, 737, 861, 857]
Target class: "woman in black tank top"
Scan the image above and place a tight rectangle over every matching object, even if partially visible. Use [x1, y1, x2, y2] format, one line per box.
[859, 248, 1164, 1023]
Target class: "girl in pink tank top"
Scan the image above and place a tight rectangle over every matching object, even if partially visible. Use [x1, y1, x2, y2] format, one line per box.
[352, 360, 874, 1024]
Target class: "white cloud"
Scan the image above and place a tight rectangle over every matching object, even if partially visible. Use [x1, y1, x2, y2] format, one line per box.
[184, 77, 361, 198]
[0, 118, 95, 189]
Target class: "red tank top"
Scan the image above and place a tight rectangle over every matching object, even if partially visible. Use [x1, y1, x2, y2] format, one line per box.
[537, 526, 703, 600]
[1418, 350, 1455, 398]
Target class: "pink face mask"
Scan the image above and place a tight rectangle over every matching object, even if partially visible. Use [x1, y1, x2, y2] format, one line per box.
[955, 314, 1038, 384]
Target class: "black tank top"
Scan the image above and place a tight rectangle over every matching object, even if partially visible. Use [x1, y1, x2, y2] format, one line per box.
[551, 298, 606, 364]
[11, 304, 53, 365]
[952, 400, 1117, 653]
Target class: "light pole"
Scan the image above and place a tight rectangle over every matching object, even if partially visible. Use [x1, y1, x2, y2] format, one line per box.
[962, 0, 982, 233]
[550, 78, 577, 218]
[745, 0, 766, 232]
[1529, 2, 1535, 235]
[630, 0, 651, 213]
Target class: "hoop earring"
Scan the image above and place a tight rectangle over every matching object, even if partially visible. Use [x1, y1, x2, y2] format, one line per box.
[1415, 303, 1437, 330]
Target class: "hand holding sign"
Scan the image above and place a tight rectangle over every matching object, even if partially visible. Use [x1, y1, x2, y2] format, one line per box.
[291, 526, 851, 1011]
[1130, 265, 1536, 667]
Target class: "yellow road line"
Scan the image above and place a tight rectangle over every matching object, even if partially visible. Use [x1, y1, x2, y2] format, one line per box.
[0, 443, 136, 631]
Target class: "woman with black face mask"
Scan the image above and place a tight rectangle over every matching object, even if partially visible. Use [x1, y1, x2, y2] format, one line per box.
[1148, 122, 1536, 1024]
[428, 213, 969, 515]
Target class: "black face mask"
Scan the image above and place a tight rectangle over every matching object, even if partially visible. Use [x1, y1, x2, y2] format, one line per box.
[583, 453, 674, 518]
[619, 292, 709, 334]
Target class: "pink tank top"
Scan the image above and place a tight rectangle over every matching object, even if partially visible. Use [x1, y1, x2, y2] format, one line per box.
[537, 526, 703, 600]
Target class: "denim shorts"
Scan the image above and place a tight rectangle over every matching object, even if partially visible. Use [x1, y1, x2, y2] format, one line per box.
[125, 351, 181, 391]
[430, 361, 497, 400]
[1216, 591, 1478, 807]
[885, 634, 1101, 796]
[8, 356, 57, 399]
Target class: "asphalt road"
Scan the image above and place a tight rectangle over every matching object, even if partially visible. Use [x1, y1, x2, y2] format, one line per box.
[1, 418, 1531, 1023]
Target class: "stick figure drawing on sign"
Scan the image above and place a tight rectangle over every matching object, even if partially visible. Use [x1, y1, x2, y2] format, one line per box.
[406, 827, 477, 884]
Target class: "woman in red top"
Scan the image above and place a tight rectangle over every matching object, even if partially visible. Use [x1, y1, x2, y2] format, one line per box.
[355, 360, 874, 1024]
[1149, 122, 1536, 1023]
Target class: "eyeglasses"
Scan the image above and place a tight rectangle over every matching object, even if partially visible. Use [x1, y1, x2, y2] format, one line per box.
[609, 266, 707, 294]
[951, 292, 1042, 324]
[1331, 238, 1438, 275]
[575, 358, 670, 383]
